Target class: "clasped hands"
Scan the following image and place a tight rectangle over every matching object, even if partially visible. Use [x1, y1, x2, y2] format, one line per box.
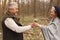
[31, 22, 40, 28]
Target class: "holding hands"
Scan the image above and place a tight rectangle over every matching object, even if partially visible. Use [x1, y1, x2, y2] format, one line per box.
[30, 19, 41, 28]
[31, 22, 40, 28]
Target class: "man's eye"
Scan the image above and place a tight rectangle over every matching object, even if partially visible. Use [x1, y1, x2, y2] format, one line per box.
[16, 8, 18, 9]
[10, 9, 14, 10]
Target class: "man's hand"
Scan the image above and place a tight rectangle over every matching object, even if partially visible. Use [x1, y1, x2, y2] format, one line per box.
[31, 22, 36, 28]
[31, 22, 40, 28]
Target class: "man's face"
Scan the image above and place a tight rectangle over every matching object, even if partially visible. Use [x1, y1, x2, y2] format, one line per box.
[8, 6, 18, 15]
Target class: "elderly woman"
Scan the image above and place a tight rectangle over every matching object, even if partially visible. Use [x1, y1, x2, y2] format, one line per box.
[34, 6, 60, 40]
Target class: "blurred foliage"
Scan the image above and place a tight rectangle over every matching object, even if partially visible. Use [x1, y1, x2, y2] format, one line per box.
[0, 0, 60, 40]
[20, 16, 50, 40]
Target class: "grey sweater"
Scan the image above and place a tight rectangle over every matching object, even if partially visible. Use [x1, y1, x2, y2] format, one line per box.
[40, 17, 60, 40]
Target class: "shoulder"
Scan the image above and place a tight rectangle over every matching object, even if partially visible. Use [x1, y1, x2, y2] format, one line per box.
[5, 18, 14, 22]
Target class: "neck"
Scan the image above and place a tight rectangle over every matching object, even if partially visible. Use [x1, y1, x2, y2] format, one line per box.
[7, 12, 16, 17]
[53, 16, 57, 19]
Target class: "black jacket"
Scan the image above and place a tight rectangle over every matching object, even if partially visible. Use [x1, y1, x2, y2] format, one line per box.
[2, 13, 23, 40]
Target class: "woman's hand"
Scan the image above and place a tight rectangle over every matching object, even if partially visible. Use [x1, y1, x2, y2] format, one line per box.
[31, 22, 40, 28]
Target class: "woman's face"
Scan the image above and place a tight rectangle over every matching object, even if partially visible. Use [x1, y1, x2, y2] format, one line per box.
[50, 7, 57, 18]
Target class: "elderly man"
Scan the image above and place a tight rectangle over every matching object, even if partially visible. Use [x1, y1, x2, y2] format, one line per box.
[2, 2, 34, 40]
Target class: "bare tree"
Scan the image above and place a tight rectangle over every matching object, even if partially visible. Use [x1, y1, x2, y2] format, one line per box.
[57, 0, 60, 6]
[33, 0, 36, 18]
